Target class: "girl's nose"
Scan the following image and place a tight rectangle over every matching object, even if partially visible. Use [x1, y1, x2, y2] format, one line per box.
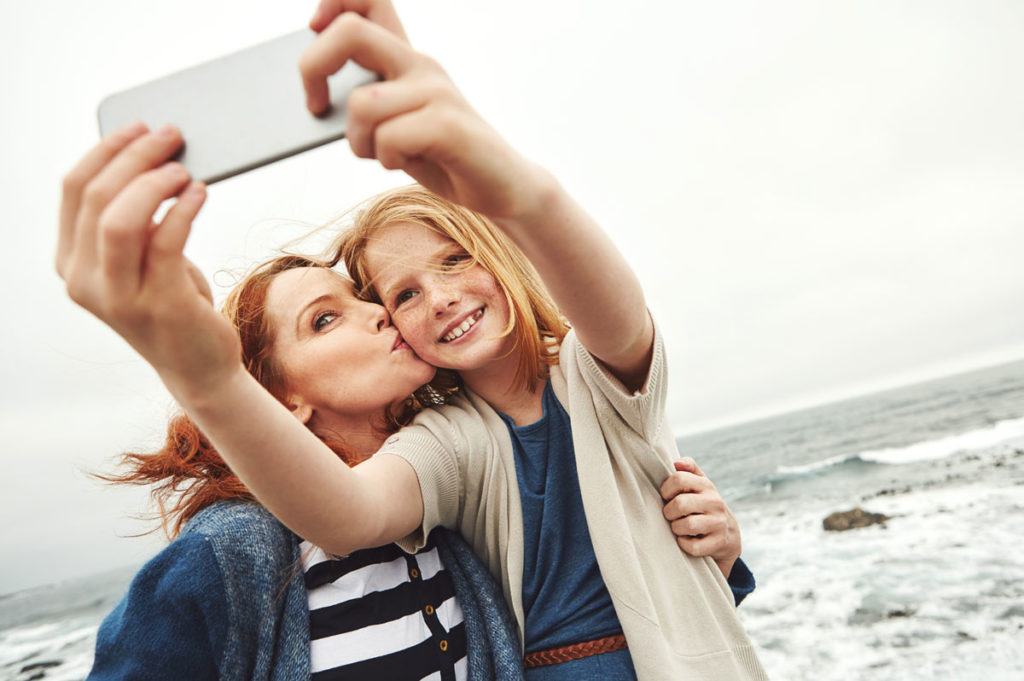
[429, 281, 459, 318]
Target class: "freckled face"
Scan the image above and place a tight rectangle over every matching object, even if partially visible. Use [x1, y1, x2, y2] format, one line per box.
[264, 267, 435, 424]
[362, 223, 515, 376]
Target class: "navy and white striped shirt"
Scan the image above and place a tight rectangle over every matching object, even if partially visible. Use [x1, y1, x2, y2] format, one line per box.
[301, 535, 468, 681]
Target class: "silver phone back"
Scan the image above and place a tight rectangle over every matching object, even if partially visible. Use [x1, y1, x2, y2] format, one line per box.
[97, 29, 377, 183]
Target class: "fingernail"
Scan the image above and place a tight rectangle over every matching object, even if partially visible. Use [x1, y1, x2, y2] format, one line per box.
[163, 162, 187, 178]
[307, 95, 327, 117]
[183, 181, 206, 198]
[155, 123, 179, 139]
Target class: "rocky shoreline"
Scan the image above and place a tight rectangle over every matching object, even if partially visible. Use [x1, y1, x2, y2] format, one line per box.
[822, 446, 1024, 531]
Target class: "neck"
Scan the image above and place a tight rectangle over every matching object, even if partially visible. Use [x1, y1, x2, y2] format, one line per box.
[308, 414, 390, 466]
[461, 355, 545, 427]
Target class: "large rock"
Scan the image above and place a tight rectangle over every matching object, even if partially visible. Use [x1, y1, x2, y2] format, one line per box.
[822, 507, 889, 532]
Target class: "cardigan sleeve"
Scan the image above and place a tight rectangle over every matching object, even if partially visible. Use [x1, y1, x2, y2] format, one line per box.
[560, 319, 670, 445]
[86, 534, 228, 681]
[727, 557, 756, 606]
[381, 409, 467, 552]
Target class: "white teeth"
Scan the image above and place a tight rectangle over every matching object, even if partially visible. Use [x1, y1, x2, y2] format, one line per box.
[442, 310, 482, 342]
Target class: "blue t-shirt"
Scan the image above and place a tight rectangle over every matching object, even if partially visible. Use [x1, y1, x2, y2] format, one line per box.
[499, 382, 757, 660]
[499, 381, 624, 653]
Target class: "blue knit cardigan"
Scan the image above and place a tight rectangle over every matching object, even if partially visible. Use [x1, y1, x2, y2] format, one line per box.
[87, 501, 524, 681]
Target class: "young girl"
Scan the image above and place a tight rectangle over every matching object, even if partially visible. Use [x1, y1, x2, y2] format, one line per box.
[57, 1, 764, 679]
[328, 184, 761, 678]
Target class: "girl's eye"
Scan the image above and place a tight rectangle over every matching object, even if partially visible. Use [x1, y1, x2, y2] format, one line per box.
[313, 312, 337, 332]
[394, 290, 417, 307]
[443, 254, 469, 270]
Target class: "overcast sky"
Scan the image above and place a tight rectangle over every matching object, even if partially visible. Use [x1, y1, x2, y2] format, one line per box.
[2, 0, 1022, 593]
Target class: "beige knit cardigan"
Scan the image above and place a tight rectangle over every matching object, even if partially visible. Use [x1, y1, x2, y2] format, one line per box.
[381, 325, 769, 681]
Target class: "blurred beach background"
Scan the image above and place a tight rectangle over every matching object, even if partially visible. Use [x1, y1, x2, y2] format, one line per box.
[4, 358, 1023, 680]
[2, 1, 1022, 679]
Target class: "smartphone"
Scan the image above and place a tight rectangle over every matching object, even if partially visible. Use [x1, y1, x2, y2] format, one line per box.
[97, 29, 378, 184]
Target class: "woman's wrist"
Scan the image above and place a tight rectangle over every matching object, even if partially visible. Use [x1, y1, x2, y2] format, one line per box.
[164, 362, 255, 420]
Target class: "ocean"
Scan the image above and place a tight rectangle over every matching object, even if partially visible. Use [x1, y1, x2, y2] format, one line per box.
[3, 359, 1023, 681]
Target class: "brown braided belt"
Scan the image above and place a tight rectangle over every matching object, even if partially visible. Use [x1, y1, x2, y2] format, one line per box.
[523, 634, 628, 668]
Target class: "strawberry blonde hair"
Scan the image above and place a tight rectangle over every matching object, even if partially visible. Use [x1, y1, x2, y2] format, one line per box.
[102, 255, 428, 538]
[329, 185, 568, 394]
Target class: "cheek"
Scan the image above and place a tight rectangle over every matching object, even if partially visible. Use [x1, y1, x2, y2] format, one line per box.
[392, 311, 431, 347]
[478, 276, 511, 322]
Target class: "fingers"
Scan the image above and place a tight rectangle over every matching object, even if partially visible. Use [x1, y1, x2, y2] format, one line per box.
[58, 121, 148, 277]
[670, 512, 723, 539]
[73, 126, 185, 272]
[185, 258, 214, 304]
[151, 181, 206, 259]
[309, 0, 409, 41]
[300, 13, 416, 115]
[146, 181, 207, 289]
[98, 163, 192, 297]
[659, 468, 712, 501]
[346, 79, 434, 159]
[673, 456, 705, 477]
[373, 104, 467, 173]
[676, 533, 729, 559]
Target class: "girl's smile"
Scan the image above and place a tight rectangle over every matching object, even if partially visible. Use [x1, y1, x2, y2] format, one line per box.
[439, 308, 484, 343]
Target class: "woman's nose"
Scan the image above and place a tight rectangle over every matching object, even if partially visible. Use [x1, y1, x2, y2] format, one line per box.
[370, 304, 390, 331]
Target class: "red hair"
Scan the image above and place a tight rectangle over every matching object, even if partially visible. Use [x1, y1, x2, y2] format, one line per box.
[102, 255, 361, 538]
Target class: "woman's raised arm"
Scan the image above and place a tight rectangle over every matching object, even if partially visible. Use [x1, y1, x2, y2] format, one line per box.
[56, 126, 423, 555]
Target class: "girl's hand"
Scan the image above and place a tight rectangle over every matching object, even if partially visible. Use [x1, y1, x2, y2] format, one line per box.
[660, 457, 742, 579]
[308, 0, 408, 41]
[304, 0, 654, 388]
[300, 1, 544, 222]
[56, 124, 242, 403]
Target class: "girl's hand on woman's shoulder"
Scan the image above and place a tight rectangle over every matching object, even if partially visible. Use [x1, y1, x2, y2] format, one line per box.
[660, 457, 742, 579]
[56, 124, 243, 404]
[300, 0, 546, 222]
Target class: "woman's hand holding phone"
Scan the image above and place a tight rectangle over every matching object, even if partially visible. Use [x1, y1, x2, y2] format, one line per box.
[56, 125, 243, 406]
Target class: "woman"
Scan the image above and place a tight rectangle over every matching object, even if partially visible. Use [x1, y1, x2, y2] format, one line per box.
[81, 254, 523, 681]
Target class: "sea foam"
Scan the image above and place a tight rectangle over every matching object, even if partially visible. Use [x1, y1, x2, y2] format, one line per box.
[775, 415, 1024, 477]
[859, 415, 1024, 465]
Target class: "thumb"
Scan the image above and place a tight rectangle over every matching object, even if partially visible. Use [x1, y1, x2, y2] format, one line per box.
[186, 259, 213, 304]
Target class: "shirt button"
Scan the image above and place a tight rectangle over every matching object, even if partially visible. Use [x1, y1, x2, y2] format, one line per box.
[410, 568, 419, 579]
[439, 639, 448, 652]
[425, 605, 435, 616]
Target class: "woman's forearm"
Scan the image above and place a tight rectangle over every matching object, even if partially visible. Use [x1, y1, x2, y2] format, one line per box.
[168, 365, 423, 555]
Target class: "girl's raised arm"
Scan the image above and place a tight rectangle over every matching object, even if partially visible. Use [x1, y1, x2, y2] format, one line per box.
[303, 0, 655, 390]
[56, 125, 423, 556]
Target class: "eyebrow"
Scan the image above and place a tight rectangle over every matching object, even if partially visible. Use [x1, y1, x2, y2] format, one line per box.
[378, 244, 461, 300]
[295, 293, 334, 335]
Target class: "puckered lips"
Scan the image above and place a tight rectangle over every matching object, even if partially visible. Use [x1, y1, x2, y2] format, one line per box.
[391, 331, 411, 352]
[439, 308, 484, 343]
